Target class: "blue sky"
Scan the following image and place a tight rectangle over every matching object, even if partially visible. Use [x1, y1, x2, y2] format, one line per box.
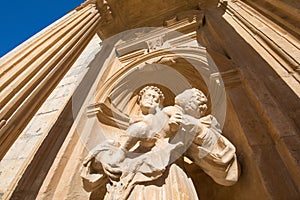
[0, 0, 84, 58]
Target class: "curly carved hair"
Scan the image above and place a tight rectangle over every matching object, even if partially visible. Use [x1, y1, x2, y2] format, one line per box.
[175, 88, 207, 109]
[137, 86, 165, 106]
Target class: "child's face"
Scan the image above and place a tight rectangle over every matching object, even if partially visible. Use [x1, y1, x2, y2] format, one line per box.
[187, 91, 207, 118]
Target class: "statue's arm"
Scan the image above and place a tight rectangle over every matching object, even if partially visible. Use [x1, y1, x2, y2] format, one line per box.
[80, 157, 107, 192]
[186, 115, 240, 186]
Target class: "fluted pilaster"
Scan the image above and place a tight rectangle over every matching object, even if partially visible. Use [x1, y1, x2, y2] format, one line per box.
[0, 2, 101, 160]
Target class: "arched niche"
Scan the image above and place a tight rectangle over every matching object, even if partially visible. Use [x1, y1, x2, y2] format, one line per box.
[88, 46, 226, 137]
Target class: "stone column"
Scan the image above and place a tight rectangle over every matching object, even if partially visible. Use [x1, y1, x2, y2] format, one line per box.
[0, 2, 101, 160]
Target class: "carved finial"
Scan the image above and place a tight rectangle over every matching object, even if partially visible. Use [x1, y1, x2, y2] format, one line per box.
[97, 0, 113, 23]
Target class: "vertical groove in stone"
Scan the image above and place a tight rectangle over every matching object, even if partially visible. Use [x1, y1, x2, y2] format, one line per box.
[0, 3, 101, 161]
[0, 5, 95, 107]
[0, 5, 91, 79]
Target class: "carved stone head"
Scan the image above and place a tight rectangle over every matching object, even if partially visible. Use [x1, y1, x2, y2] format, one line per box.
[175, 88, 208, 118]
[137, 86, 165, 114]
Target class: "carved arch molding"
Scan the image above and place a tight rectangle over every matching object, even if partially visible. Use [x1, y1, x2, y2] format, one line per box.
[3, 2, 300, 199]
[83, 25, 227, 150]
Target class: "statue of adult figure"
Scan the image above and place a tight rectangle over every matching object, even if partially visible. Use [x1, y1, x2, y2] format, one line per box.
[81, 86, 196, 200]
[81, 86, 239, 200]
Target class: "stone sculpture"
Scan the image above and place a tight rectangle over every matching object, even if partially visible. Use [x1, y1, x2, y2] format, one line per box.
[81, 86, 239, 199]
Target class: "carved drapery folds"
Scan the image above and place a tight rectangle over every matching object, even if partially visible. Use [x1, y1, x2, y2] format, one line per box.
[79, 14, 239, 199]
[82, 79, 239, 199]
[0, 0, 299, 199]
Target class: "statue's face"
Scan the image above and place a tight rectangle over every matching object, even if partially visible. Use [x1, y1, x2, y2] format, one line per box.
[186, 91, 207, 118]
[139, 89, 160, 113]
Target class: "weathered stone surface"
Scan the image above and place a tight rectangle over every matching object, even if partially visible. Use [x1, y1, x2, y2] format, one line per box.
[81, 86, 239, 199]
[0, 34, 101, 197]
[251, 144, 299, 199]
[0, 0, 299, 199]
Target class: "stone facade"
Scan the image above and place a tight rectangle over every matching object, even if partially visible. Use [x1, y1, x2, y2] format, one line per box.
[0, 0, 299, 199]
[0, 34, 101, 197]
